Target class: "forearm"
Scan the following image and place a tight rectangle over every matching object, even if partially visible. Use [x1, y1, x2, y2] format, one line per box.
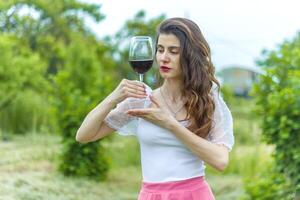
[168, 121, 229, 171]
[76, 94, 117, 142]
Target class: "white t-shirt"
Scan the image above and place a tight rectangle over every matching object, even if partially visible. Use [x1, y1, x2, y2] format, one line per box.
[104, 85, 234, 183]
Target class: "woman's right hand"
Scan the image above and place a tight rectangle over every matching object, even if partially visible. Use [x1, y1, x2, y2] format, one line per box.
[108, 79, 147, 105]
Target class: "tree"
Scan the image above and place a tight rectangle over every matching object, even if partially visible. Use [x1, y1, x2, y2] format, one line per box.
[0, 34, 51, 134]
[0, 0, 104, 73]
[0, 0, 115, 180]
[0, 34, 47, 109]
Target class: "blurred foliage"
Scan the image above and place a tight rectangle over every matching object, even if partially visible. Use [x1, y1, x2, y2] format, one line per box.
[241, 165, 296, 200]
[51, 32, 114, 180]
[0, 0, 112, 180]
[103, 135, 141, 168]
[223, 144, 272, 176]
[0, 0, 169, 180]
[220, 84, 235, 107]
[243, 32, 300, 198]
[0, 0, 103, 38]
[3, 1, 296, 197]
[0, 90, 55, 134]
[220, 85, 261, 145]
[0, 34, 52, 134]
[0, 0, 104, 73]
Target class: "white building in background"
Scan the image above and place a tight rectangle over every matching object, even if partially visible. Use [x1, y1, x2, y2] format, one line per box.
[216, 65, 264, 97]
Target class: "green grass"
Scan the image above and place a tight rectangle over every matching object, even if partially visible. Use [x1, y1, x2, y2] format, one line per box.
[0, 132, 272, 200]
[0, 133, 142, 200]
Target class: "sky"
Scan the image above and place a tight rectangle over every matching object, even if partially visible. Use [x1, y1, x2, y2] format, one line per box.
[84, 0, 300, 71]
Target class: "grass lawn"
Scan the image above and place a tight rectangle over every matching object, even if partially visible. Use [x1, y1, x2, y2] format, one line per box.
[0, 133, 247, 200]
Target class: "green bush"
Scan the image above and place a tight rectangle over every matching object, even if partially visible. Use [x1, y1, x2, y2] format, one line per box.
[103, 135, 141, 168]
[52, 33, 115, 180]
[243, 32, 300, 198]
[0, 90, 56, 134]
[241, 168, 295, 200]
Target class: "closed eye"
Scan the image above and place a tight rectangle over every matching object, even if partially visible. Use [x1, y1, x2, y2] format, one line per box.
[157, 48, 164, 53]
[170, 50, 179, 54]
[169, 47, 180, 54]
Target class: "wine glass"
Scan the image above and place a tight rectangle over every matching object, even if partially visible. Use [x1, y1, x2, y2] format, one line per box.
[129, 36, 154, 82]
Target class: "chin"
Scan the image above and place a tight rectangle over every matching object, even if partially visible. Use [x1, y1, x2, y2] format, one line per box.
[160, 73, 171, 79]
[160, 72, 180, 79]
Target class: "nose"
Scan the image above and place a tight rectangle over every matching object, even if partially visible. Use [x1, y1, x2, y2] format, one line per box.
[159, 51, 170, 63]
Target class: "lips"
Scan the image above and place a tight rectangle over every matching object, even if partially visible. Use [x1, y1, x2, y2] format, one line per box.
[160, 66, 171, 71]
[160, 66, 171, 73]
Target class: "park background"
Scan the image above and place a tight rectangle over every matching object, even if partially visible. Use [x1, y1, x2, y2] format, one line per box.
[0, 0, 299, 199]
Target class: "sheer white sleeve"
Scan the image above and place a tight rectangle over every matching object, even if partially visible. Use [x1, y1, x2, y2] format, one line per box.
[104, 98, 138, 136]
[207, 88, 234, 151]
[104, 84, 152, 136]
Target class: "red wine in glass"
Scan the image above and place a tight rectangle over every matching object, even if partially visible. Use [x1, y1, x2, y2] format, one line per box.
[129, 36, 154, 82]
[129, 59, 153, 74]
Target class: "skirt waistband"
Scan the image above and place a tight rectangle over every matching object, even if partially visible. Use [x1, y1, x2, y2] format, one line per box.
[141, 176, 206, 192]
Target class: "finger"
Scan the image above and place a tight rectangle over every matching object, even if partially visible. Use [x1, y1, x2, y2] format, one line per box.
[126, 109, 150, 115]
[125, 85, 146, 97]
[129, 94, 148, 99]
[149, 95, 160, 108]
[126, 112, 147, 117]
[122, 87, 147, 99]
[128, 113, 148, 120]
[128, 80, 146, 90]
[125, 87, 147, 96]
[126, 84, 145, 92]
[121, 79, 145, 93]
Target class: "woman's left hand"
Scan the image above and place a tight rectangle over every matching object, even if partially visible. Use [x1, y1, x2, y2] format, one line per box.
[126, 95, 178, 130]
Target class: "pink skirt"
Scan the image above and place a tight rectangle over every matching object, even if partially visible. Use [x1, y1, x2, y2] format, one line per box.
[138, 176, 215, 200]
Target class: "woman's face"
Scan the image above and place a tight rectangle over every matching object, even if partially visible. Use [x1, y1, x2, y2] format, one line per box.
[156, 34, 182, 80]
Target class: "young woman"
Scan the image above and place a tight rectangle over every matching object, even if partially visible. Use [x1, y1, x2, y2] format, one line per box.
[76, 17, 234, 200]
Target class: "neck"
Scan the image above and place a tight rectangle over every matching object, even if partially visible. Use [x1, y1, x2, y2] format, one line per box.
[161, 79, 184, 103]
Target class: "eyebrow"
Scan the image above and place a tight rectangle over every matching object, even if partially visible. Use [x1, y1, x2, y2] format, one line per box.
[157, 44, 180, 49]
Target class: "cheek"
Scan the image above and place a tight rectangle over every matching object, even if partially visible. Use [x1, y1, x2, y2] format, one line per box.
[155, 53, 159, 62]
[173, 57, 181, 69]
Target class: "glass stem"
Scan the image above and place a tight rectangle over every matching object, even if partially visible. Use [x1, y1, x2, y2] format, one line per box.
[139, 74, 144, 82]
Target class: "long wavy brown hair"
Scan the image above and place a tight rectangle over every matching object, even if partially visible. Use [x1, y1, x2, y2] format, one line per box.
[155, 18, 220, 138]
